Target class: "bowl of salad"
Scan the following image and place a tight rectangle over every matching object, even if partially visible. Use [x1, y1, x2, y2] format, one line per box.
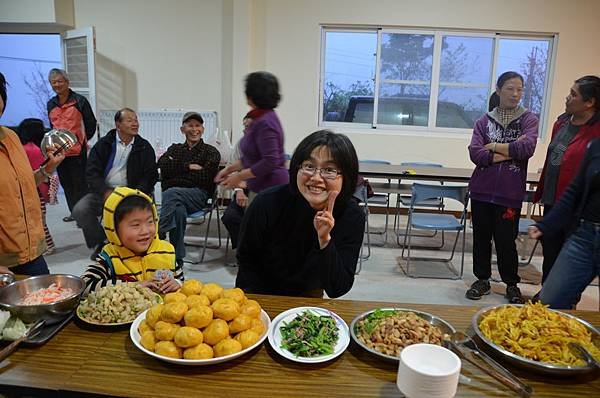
[0, 274, 84, 324]
[268, 306, 350, 363]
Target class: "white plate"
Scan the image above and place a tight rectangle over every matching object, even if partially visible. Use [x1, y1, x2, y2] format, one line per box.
[268, 306, 349, 363]
[130, 309, 271, 365]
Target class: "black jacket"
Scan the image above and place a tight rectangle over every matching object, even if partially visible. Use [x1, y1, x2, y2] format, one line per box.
[235, 184, 365, 298]
[537, 138, 600, 236]
[86, 129, 158, 195]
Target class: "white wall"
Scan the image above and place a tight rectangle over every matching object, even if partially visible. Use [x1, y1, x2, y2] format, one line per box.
[73, 0, 225, 125]
[252, 0, 600, 170]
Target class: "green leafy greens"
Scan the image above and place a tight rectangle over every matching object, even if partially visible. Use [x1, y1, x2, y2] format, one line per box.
[358, 309, 398, 335]
[280, 310, 339, 357]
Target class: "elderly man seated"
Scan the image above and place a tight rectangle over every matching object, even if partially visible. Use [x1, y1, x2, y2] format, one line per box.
[158, 112, 220, 267]
[72, 108, 158, 260]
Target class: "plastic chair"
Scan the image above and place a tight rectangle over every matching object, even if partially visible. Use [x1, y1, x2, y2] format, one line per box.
[360, 159, 392, 245]
[400, 183, 469, 279]
[394, 162, 445, 245]
[183, 190, 223, 264]
[353, 183, 370, 274]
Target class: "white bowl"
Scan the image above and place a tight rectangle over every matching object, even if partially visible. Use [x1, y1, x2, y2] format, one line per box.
[397, 343, 461, 398]
[130, 309, 271, 365]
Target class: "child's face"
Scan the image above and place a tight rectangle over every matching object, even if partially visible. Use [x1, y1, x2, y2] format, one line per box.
[116, 208, 156, 255]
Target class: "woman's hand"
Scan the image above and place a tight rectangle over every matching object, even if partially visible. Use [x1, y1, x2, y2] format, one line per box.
[45, 143, 66, 171]
[236, 190, 248, 208]
[221, 173, 243, 190]
[313, 191, 338, 249]
[0, 266, 14, 275]
[214, 168, 229, 183]
[528, 225, 543, 239]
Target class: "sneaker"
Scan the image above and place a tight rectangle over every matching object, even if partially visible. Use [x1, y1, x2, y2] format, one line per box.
[465, 279, 491, 300]
[506, 285, 524, 304]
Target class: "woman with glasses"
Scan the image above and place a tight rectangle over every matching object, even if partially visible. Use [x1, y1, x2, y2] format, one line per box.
[235, 130, 365, 298]
[215, 71, 288, 202]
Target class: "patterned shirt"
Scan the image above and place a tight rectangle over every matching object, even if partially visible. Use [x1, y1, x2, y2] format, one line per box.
[157, 139, 221, 193]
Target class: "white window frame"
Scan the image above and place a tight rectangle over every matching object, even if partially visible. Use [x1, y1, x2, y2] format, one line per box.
[319, 26, 557, 138]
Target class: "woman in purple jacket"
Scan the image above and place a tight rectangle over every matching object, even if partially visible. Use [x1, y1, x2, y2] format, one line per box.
[466, 71, 539, 304]
[216, 71, 289, 199]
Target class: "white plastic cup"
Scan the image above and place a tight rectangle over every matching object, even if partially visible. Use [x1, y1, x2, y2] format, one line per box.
[397, 343, 461, 398]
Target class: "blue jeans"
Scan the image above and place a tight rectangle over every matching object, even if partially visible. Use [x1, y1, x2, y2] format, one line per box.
[158, 187, 209, 262]
[540, 220, 600, 309]
[11, 256, 50, 275]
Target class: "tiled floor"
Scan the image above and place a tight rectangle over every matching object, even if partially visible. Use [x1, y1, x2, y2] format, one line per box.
[43, 194, 598, 311]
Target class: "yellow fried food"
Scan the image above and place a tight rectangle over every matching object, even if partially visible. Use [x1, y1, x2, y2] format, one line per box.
[479, 301, 600, 366]
[160, 301, 188, 324]
[201, 283, 224, 303]
[249, 318, 266, 336]
[164, 291, 187, 303]
[229, 314, 253, 334]
[212, 298, 240, 321]
[203, 319, 229, 346]
[222, 288, 245, 305]
[174, 326, 204, 348]
[154, 321, 180, 341]
[234, 329, 260, 349]
[181, 279, 204, 296]
[213, 338, 243, 357]
[140, 330, 156, 351]
[183, 343, 214, 360]
[185, 294, 211, 309]
[155, 341, 182, 359]
[138, 320, 152, 335]
[145, 303, 164, 328]
[184, 305, 213, 329]
[240, 300, 261, 319]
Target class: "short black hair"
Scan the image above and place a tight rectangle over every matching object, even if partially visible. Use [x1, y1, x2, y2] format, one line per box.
[0, 72, 7, 109]
[114, 107, 136, 124]
[17, 118, 46, 147]
[114, 195, 155, 230]
[289, 130, 359, 206]
[244, 71, 281, 109]
[575, 75, 600, 111]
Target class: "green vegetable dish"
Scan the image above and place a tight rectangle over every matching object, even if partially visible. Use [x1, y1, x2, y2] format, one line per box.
[280, 310, 339, 357]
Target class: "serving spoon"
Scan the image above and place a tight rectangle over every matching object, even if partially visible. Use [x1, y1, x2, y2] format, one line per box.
[446, 331, 533, 397]
[0, 319, 45, 362]
[569, 342, 600, 369]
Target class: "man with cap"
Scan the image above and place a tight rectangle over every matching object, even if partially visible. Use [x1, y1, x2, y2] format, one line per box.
[72, 107, 158, 260]
[158, 112, 221, 267]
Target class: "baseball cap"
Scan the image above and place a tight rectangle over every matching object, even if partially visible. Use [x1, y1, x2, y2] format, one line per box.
[182, 111, 204, 124]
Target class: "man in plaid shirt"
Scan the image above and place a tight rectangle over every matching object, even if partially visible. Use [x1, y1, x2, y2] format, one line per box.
[158, 112, 221, 267]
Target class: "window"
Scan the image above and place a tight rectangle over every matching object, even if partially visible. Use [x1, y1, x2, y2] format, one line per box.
[320, 28, 555, 134]
[0, 34, 61, 127]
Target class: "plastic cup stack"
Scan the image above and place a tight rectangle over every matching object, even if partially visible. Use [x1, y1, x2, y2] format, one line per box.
[397, 343, 461, 398]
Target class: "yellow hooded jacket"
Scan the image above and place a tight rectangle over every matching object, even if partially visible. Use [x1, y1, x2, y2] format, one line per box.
[100, 187, 176, 283]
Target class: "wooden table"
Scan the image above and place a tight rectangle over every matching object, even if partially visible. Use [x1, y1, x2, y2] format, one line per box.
[1, 296, 598, 397]
[359, 163, 540, 185]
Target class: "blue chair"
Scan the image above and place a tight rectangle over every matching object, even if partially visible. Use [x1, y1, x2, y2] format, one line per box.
[183, 190, 223, 264]
[360, 159, 392, 245]
[400, 183, 469, 279]
[394, 162, 445, 245]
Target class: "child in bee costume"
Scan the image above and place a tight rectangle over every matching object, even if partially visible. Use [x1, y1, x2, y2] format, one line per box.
[81, 187, 183, 295]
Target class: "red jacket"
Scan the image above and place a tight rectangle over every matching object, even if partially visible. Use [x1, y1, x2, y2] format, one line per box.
[534, 111, 600, 204]
[47, 89, 97, 157]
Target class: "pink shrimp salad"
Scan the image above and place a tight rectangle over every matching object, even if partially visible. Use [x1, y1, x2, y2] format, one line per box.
[19, 283, 74, 305]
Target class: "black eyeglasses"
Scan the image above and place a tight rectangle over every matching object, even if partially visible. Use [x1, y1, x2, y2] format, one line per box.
[300, 162, 341, 180]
